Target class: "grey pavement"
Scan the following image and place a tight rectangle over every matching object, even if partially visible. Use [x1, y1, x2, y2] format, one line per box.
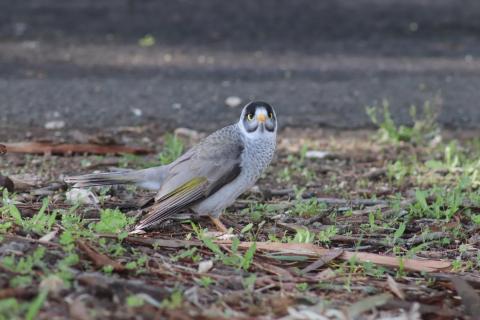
[1, 0, 480, 137]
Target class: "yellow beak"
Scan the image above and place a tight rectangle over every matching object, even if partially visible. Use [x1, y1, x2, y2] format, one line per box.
[257, 113, 266, 123]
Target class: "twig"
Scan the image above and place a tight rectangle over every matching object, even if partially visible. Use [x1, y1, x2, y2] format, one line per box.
[77, 240, 125, 272]
[2, 142, 152, 155]
[0, 287, 37, 299]
[3, 234, 61, 247]
[115, 236, 451, 273]
[316, 197, 389, 206]
[102, 234, 197, 248]
[301, 249, 343, 274]
[76, 272, 171, 300]
[432, 273, 480, 289]
[406, 232, 450, 246]
[217, 241, 451, 273]
[331, 235, 393, 248]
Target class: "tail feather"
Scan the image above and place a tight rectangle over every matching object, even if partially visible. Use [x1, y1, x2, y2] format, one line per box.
[65, 167, 168, 190]
[64, 171, 139, 188]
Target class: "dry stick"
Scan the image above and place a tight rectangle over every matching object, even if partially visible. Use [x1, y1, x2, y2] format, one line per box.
[406, 231, 451, 245]
[76, 272, 171, 300]
[0, 264, 22, 276]
[116, 235, 451, 273]
[77, 240, 125, 272]
[300, 249, 343, 274]
[316, 197, 389, 206]
[218, 243, 293, 279]
[331, 235, 394, 248]
[2, 142, 152, 155]
[235, 196, 393, 211]
[3, 234, 61, 248]
[105, 235, 197, 248]
[0, 287, 37, 300]
[217, 241, 451, 273]
[432, 273, 480, 289]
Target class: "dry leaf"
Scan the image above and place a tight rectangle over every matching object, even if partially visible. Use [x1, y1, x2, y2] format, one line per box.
[39, 229, 58, 242]
[346, 293, 393, 318]
[387, 275, 406, 300]
[315, 268, 336, 281]
[301, 249, 343, 274]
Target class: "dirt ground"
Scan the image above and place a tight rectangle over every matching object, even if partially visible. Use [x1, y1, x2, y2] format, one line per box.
[1, 121, 480, 319]
[1, 1, 480, 318]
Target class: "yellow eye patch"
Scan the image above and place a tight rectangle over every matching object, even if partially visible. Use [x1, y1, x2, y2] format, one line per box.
[247, 113, 254, 121]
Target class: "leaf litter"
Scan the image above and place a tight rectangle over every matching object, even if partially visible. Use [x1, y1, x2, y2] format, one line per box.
[1, 113, 480, 319]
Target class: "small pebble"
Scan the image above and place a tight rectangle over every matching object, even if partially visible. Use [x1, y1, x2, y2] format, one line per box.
[45, 120, 65, 130]
[40, 275, 65, 295]
[198, 260, 213, 273]
[174, 127, 201, 141]
[225, 96, 242, 108]
[131, 108, 143, 117]
[305, 150, 330, 159]
[66, 189, 99, 205]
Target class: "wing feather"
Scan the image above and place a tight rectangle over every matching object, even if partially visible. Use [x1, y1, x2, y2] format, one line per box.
[134, 125, 243, 230]
[135, 177, 208, 229]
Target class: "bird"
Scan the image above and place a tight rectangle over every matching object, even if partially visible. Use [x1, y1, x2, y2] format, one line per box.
[65, 101, 277, 233]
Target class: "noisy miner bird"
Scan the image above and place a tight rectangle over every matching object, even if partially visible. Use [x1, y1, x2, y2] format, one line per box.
[65, 101, 277, 233]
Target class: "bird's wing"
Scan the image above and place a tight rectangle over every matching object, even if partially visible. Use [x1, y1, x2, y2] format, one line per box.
[134, 126, 243, 230]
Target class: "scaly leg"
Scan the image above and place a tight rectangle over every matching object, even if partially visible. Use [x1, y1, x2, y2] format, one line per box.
[209, 216, 229, 233]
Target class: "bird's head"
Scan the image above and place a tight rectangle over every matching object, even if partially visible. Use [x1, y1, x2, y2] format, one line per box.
[239, 101, 277, 138]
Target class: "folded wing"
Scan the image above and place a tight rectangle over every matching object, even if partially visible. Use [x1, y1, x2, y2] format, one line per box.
[135, 127, 243, 230]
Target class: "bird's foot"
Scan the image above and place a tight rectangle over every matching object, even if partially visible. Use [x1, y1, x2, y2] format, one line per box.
[209, 216, 229, 234]
[209, 216, 237, 239]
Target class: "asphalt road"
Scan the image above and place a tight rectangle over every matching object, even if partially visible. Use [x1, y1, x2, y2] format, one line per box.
[1, 0, 480, 136]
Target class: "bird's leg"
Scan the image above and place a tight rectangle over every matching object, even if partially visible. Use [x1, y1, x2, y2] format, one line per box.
[209, 216, 229, 233]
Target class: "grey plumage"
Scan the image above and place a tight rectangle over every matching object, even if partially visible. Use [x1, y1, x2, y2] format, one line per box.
[65, 167, 168, 190]
[65, 101, 277, 231]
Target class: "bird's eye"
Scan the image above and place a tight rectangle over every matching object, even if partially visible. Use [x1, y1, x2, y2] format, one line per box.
[268, 112, 273, 119]
[247, 113, 254, 121]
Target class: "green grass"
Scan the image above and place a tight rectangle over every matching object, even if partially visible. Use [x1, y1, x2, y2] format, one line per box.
[277, 144, 316, 183]
[158, 134, 184, 165]
[118, 132, 185, 168]
[94, 208, 135, 235]
[191, 223, 257, 271]
[366, 99, 439, 146]
[2, 115, 480, 317]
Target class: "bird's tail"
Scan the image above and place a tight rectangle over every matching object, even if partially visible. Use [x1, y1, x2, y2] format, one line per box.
[64, 167, 168, 190]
